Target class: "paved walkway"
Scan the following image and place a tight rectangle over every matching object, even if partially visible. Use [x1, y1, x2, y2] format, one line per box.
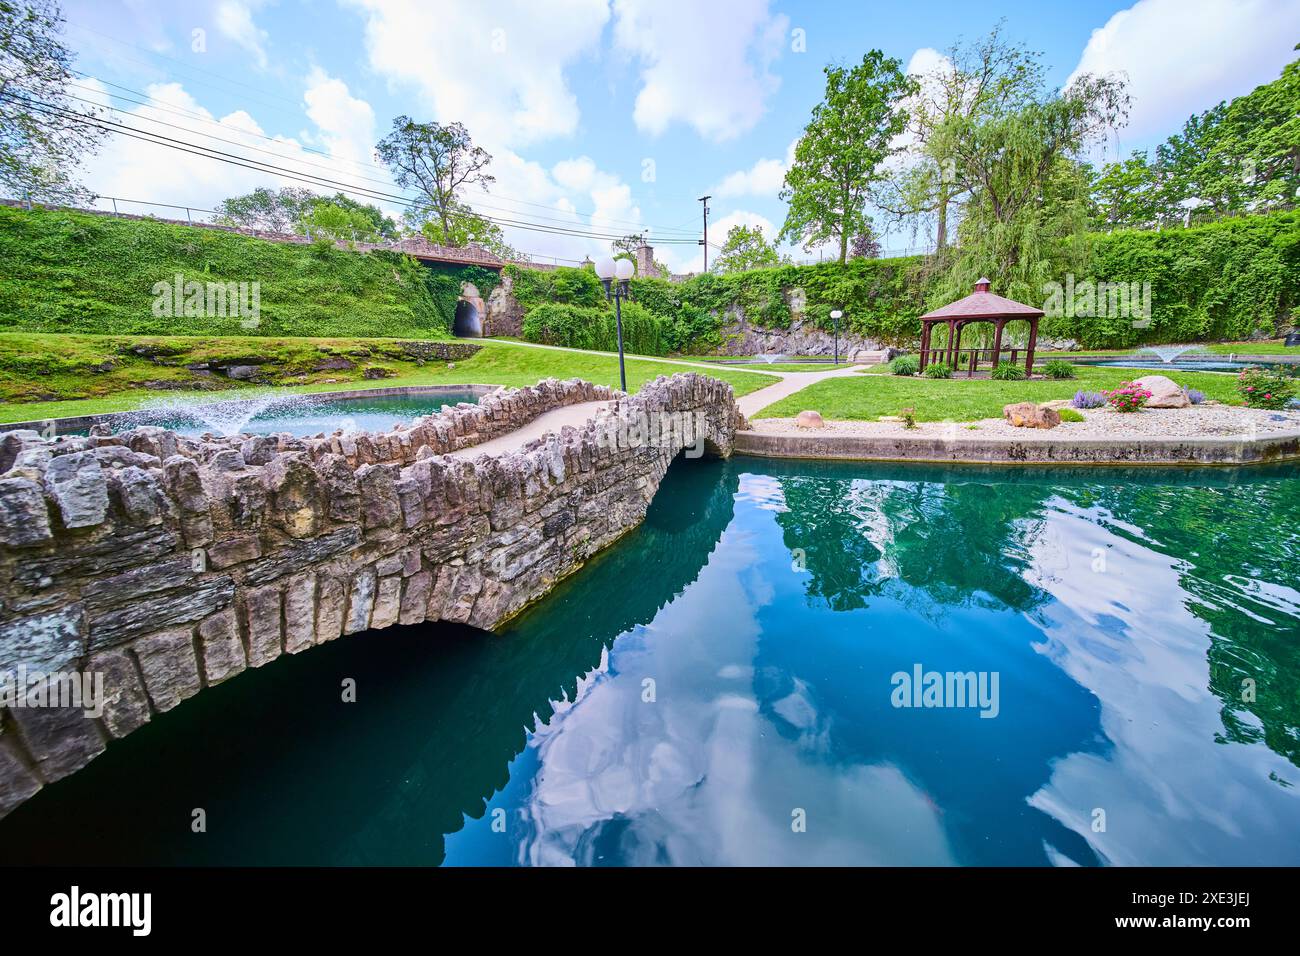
[481, 339, 865, 420]
[736, 365, 865, 418]
[446, 400, 612, 458]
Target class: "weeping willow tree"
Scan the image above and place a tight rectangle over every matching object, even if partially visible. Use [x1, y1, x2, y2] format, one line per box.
[874, 23, 1046, 255]
[929, 73, 1129, 347]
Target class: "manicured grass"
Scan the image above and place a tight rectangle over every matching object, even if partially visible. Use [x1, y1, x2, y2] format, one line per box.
[756, 365, 1243, 422]
[0, 335, 777, 425]
[1199, 342, 1300, 356]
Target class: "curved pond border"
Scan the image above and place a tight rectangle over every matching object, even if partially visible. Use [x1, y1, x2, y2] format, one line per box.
[734, 425, 1300, 466]
[1, 383, 503, 437]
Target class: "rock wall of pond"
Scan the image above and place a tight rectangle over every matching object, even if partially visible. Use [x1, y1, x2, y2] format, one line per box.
[0, 373, 742, 817]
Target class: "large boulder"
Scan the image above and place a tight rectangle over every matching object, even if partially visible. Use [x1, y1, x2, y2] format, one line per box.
[795, 410, 825, 429]
[1003, 402, 1061, 429]
[1133, 375, 1189, 408]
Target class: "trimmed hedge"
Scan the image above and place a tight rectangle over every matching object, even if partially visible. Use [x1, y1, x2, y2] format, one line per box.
[521, 301, 667, 355]
[626, 212, 1299, 350]
[1058, 212, 1300, 347]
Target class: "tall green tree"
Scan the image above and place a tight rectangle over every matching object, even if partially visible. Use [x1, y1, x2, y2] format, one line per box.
[299, 193, 398, 242]
[779, 51, 916, 265]
[213, 186, 396, 242]
[1087, 152, 1165, 230]
[713, 223, 787, 273]
[375, 116, 498, 246]
[1089, 48, 1300, 230]
[940, 72, 1129, 304]
[214, 186, 314, 232]
[876, 23, 1045, 252]
[0, 0, 105, 203]
[418, 201, 519, 260]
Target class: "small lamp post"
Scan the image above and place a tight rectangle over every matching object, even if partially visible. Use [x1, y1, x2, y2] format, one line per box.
[829, 309, 843, 365]
[595, 255, 635, 392]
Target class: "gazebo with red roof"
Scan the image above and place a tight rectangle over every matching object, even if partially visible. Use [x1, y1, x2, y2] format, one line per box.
[918, 278, 1045, 377]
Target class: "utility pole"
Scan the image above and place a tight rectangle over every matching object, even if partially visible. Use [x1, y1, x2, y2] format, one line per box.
[698, 195, 710, 273]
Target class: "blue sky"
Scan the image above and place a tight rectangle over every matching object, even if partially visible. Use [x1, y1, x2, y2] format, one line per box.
[62, 0, 1300, 271]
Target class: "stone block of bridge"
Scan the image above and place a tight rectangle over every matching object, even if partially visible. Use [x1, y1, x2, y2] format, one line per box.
[0, 373, 741, 816]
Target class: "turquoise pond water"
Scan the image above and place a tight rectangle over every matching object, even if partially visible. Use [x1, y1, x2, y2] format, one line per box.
[112, 392, 482, 438]
[2, 457, 1297, 865]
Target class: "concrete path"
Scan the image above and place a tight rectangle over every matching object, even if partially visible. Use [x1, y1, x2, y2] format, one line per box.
[482, 338, 866, 420]
[737, 365, 865, 418]
[443, 367, 865, 458]
[446, 400, 612, 458]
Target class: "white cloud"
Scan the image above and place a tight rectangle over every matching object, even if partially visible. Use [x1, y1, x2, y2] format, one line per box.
[712, 139, 796, 198]
[75, 73, 393, 221]
[613, 0, 789, 141]
[301, 67, 376, 165]
[1065, 0, 1300, 150]
[479, 152, 646, 264]
[657, 207, 776, 275]
[215, 0, 271, 69]
[344, 0, 608, 149]
[710, 208, 777, 241]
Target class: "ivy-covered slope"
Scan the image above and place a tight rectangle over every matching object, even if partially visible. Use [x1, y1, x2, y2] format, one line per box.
[623, 212, 1299, 350]
[0, 205, 498, 338]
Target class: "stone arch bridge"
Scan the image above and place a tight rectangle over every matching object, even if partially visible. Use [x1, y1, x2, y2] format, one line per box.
[0, 373, 742, 817]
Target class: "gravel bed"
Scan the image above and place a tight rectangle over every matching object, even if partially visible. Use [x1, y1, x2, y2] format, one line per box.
[750, 404, 1300, 442]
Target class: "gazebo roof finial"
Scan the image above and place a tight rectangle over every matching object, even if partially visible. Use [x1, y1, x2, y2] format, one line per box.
[974, 277, 992, 292]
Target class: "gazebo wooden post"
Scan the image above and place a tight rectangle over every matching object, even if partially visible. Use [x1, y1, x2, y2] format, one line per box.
[946, 319, 956, 367]
[919, 321, 931, 371]
[991, 319, 1005, 370]
[951, 320, 963, 370]
[1024, 317, 1039, 376]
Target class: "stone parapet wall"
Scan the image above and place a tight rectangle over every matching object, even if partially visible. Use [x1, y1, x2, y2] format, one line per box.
[0, 373, 741, 818]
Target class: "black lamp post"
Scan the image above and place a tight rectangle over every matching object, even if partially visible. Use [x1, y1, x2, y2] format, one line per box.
[830, 309, 843, 365]
[595, 255, 635, 392]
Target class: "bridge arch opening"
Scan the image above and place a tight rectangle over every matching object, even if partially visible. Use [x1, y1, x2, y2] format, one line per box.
[453, 299, 482, 338]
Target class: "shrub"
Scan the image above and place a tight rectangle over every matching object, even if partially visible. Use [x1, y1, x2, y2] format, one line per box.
[1043, 359, 1076, 379]
[1183, 386, 1206, 405]
[900, 406, 917, 429]
[504, 264, 604, 310]
[1057, 408, 1086, 422]
[522, 301, 667, 355]
[991, 361, 1026, 381]
[1236, 365, 1297, 409]
[889, 355, 919, 376]
[1105, 381, 1153, 413]
[1072, 390, 1106, 409]
[922, 361, 952, 379]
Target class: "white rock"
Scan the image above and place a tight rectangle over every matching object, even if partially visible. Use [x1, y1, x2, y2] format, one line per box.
[1133, 375, 1190, 408]
[795, 410, 825, 429]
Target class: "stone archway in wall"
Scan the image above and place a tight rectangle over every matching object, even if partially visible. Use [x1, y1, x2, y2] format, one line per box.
[453, 283, 486, 338]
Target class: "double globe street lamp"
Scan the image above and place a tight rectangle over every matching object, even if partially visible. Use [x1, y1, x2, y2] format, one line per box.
[594, 255, 636, 393]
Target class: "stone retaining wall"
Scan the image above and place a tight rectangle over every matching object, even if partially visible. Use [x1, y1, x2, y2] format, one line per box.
[0, 373, 741, 818]
[734, 428, 1300, 465]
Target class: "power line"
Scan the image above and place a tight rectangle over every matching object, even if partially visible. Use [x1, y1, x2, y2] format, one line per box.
[69, 71, 700, 238]
[48, 193, 591, 265]
[6, 92, 704, 244]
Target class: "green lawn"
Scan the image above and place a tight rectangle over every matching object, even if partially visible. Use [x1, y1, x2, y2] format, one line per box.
[0, 335, 778, 425]
[756, 365, 1244, 422]
[1199, 342, 1300, 356]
